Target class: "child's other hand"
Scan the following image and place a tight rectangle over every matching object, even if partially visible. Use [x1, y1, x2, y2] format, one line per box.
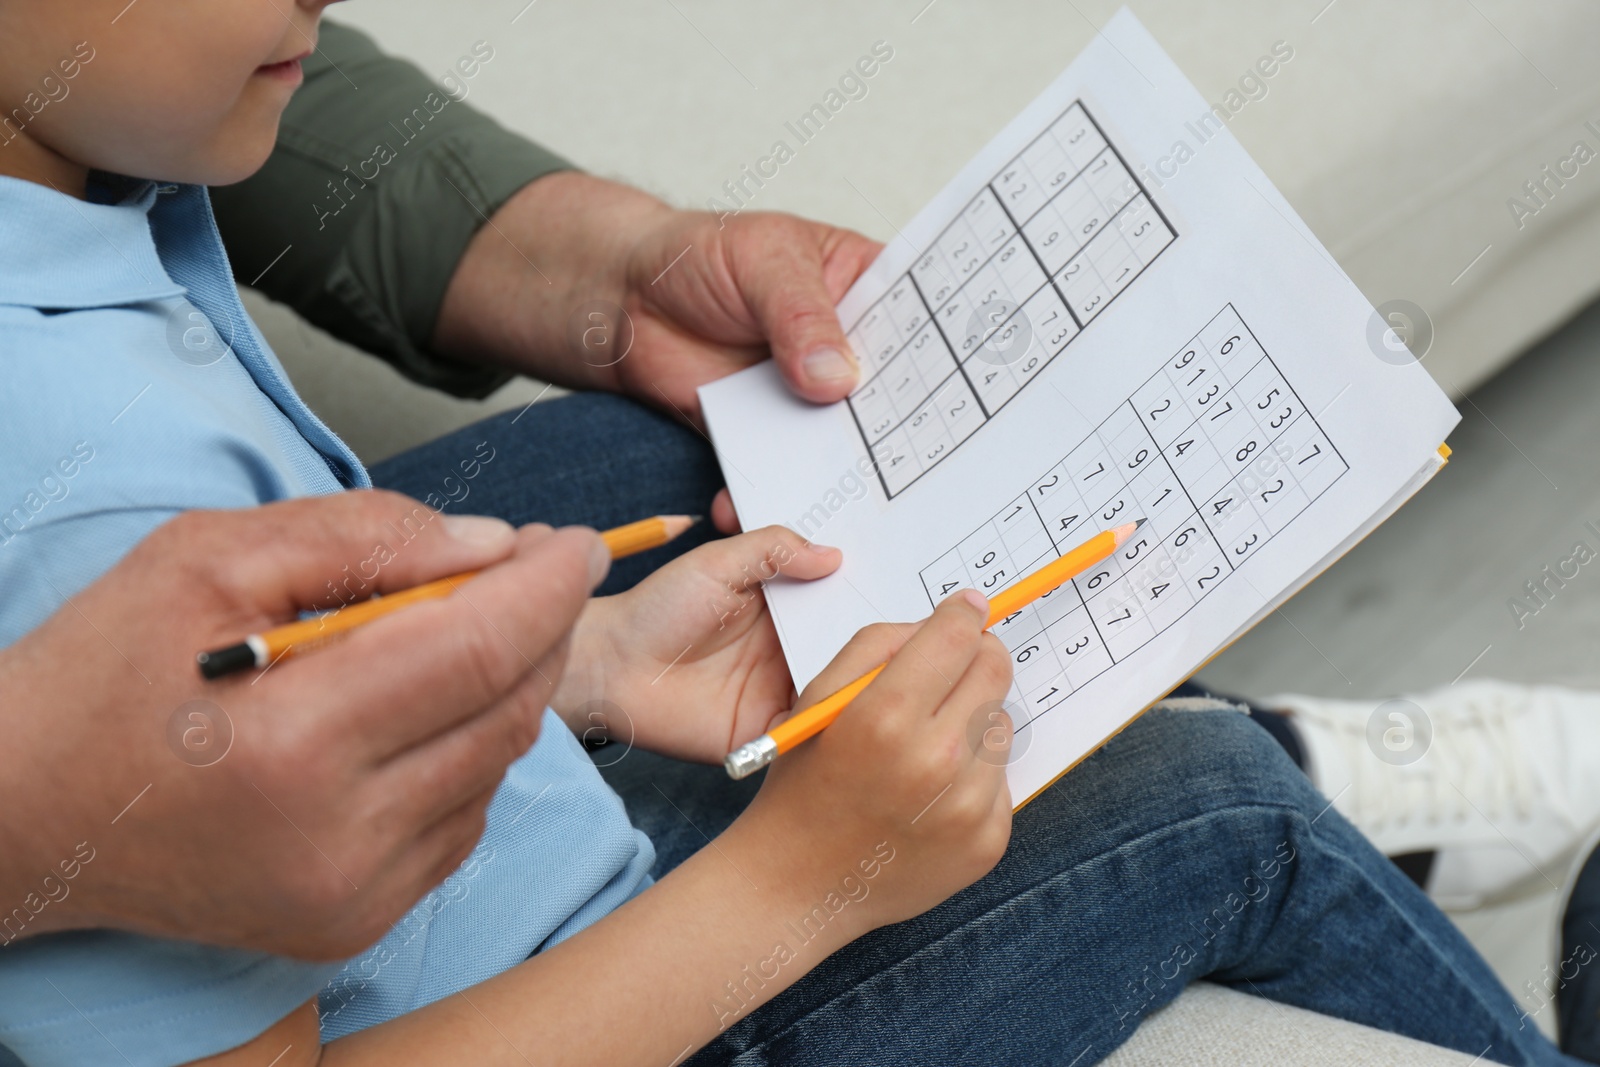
[551, 526, 841, 763]
[738, 591, 1016, 934]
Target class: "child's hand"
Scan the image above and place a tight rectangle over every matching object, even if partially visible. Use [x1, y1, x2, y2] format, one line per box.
[734, 591, 1016, 934]
[551, 526, 842, 763]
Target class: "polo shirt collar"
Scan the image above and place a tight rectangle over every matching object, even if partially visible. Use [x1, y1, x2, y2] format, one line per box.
[0, 174, 186, 309]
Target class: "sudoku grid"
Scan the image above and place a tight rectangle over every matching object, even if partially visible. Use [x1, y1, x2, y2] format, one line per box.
[918, 304, 1348, 734]
[844, 99, 1176, 499]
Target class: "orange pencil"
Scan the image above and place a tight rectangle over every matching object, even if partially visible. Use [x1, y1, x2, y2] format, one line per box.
[196, 515, 698, 679]
[723, 519, 1145, 779]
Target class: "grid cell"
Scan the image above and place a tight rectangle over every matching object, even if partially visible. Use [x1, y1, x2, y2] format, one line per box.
[920, 304, 1347, 734]
[848, 99, 1177, 499]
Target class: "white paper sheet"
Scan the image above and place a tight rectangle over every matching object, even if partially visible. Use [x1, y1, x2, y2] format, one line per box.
[700, 8, 1460, 805]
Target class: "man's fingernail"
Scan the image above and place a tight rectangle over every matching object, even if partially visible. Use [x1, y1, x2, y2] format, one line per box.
[441, 514, 515, 548]
[802, 346, 857, 384]
[588, 535, 612, 588]
[804, 539, 839, 554]
[958, 589, 989, 614]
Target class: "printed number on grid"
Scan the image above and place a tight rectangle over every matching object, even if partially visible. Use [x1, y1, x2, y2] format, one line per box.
[918, 305, 1348, 731]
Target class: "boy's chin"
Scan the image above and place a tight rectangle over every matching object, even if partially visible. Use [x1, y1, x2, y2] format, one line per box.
[198, 154, 275, 188]
[109, 133, 279, 189]
[141, 109, 285, 188]
[190, 131, 280, 188]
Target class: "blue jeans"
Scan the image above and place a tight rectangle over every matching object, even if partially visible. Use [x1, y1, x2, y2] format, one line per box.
[371, 393, 725, 596]
[372, 393, 1576, 1066]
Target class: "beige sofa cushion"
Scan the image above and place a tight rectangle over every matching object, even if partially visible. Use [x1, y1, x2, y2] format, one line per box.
[1106, 983, 1484, 1066]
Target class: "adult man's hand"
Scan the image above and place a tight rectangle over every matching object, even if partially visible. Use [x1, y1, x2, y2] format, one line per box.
[0, 491, 608, 960]
[432, 172, 884, 426]
[613, 197, 884, 417]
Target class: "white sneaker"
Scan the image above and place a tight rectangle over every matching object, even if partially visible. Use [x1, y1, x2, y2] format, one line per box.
[1270, 680, 1600, 909]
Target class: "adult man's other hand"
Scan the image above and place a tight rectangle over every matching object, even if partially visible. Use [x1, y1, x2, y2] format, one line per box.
[433, 173, 884, 426]
[0, 490, 607, 960]
[615, 201, 885, 416]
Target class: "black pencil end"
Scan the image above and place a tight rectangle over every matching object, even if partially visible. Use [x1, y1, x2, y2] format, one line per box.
[197, 643, 255, 680]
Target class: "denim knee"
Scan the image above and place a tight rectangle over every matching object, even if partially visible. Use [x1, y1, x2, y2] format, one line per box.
[1012, 704, 1321, 863]
[1114, 703, 1319, 808]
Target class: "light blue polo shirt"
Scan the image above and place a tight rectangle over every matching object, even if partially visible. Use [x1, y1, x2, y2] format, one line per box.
[0, 174, 654, 1065]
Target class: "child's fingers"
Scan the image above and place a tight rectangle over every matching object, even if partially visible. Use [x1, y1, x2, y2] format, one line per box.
[699, 523, 842, 585]
[763, 524, 843, 580]
[711, 488, 741, 533]
[978, 778, 1017, 862]
[991, 779, 1016, 827]
[934, 632, 1015, 732]
[931, 634, 1016, 789]
[859, 590, 991, 726]
[914, 637, 1014, 834]
[793, 620, 918, 708]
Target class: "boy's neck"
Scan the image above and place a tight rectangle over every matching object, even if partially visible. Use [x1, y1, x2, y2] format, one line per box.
[0, 131, 91, 199]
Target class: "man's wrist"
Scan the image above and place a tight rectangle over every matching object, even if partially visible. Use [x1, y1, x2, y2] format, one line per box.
[431, 172, 675, 391]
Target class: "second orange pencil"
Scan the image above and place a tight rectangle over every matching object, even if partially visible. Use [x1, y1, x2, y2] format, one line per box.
[196, 514, 698, 679]
[723, 519, 1145, 779]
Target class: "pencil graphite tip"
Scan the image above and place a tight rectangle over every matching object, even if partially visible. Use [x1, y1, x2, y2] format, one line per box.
[662, 514, 699, 538]
[1113, 518, 1147, 545]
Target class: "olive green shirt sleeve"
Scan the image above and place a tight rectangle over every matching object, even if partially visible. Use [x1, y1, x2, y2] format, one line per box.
[210, 21, 574, 398]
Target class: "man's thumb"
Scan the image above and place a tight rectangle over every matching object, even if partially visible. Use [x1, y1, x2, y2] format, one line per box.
[741, 228, 861, 404]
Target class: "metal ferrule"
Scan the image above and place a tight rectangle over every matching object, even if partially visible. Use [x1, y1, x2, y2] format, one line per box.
[724, 734, 779, 780]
